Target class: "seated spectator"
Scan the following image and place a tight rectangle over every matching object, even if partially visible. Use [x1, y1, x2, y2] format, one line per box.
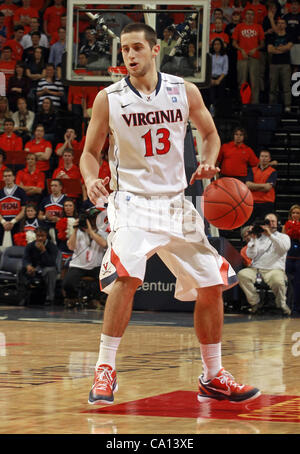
[43, 0, 66, 43]
[0, 1, 18, 40]
[12, 97, 35, 145]
[13, 201, 40, 245]
[0, 95, 12, 133]
[55, 128, 80, 166]
[36, 63, 65, 110]
[48, 26, 66, 68]
[240, 224, 253, 267]
[246, 149, 277, 222]
[282, 204, 300, 316]
[32, 97, 56, 143]
[38, 178, 67, 239]
[24, 124, 52, 175]
[7, 61, 30, 111]
[25, 45, 46, 88]
[4, 24, 24, 61]
[14, 0, 39, 35]
[16, 152, 45, 204]
[22, 31, 48, 63]
[0, 148, 8, 180]
[18, 226, 59, 306]
[0, 167, 27, 246]
[238, 213, 291, 315]
[210, 17, 230, 48]
[20, 16, 49, 50]
[0, 46, 16, 92]
[216, 127, 259, 182]
[55, 198, 78, 275]
[0, 118, 23, 152]
[52, 148, 82, 199]
[62, 207, 108, 308]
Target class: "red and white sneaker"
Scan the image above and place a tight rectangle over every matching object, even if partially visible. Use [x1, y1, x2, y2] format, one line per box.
[88, 364, 118, 405]
[198, 368, 260, 403]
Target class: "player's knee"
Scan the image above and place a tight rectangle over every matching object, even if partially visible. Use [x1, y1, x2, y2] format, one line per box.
[196, 284, 223, 306]
[115, 276, 141, 297]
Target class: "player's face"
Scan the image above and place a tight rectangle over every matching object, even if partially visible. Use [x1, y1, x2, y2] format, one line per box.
[121, 31, 159, 78]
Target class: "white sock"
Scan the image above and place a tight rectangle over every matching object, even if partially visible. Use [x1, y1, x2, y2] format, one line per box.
[200, 343, 222, 382]
[96, 334, 121, 370]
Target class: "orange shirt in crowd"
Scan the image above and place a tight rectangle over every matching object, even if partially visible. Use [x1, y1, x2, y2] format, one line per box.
[0, 3, 18, 38]
[52, 164, 81, 181]
[16, 166, 45, 189]
[24, 138, 52, 172]
[4, 39, 23, 61]
[43, 5, 66, 36]
[217, 141, 259, 177]
[232, 22, 265, 60]
[14, 6, 39, 34]
[0, 163, 8, 180]
[242, 3, 268, 25]
[0, 132, 23, 152]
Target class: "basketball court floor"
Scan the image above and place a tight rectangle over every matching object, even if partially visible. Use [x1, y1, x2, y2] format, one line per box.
[1, 304, 299, 435]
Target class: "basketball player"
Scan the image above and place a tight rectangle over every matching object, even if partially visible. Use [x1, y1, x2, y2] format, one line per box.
[80, 23, 260, 405]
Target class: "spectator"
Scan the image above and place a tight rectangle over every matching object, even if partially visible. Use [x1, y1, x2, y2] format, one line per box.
[22, 31, 48, 63]
[16, 152, 45, 204]
[0, 0, 18, 39]
[232, 8, 265, 104]
[267, 17, 293, 112]
[238, 212, 291, 315]
[284, 0, 300, 71]
[0, 12, 7, 44]
[7, 61, 30, 111]
[209, 17, 230, 48]
[0, 167, 26, 246]
[0, 148, 8, 180]
[261, 2, 280, 95]
[43, 0, 66, 42]
[240, 224, 253, 266]
[25, 46, 46, 88]
[19, 226, 59, 306]
[14, 0, 38, 35]
[38, 178, 67, 233]
[36, 62, 65, 109]
[225, 11, 241, 91]
[48, 26, 65, 68]
[54, 127, 80, 166]
[216, 127, 259, 182]
[282, 203, 300, 316]
[0, 118, 23, 152]
[205, 38, 229, 115]
[0, 95, 12, 133]
[246, 149, 277, 221]
[4, 24, 24, 61]
[0, 46, 16, 91]
[24, 124, 52, 175]
[210, 8, 226, 29]
[32, 97, 56, 143]
[12, 97, 35, 145]
[63, 207, 108, 308]
[52, 148, 82, 199]
[159, 27, 176, 64]
[13, 201, 40, 245]
[79, 27, 106, 67]
[55, 198, 78, 275]
[242, 0, 268, 25]
[20, 16, 49, 50]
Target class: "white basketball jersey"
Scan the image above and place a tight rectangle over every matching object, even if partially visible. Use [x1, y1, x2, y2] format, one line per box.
[105, 72, 189, 195]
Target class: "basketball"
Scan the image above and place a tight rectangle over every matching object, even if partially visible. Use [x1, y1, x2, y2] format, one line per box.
[203, 177, 253, 230]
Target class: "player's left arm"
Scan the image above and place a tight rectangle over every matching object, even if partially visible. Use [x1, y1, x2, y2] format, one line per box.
[185, 81, 221, 184]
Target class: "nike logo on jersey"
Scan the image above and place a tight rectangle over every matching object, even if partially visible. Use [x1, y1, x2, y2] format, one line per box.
[121, 103, 132, 108]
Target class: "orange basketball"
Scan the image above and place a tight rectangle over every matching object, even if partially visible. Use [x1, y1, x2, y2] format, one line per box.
[203, 178, 253, 230]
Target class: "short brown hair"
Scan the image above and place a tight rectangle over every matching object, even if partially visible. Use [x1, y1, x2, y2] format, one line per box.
[121, 23, 157, 49]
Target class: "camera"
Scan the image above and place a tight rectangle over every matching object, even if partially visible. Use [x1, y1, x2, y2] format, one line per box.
[77, 208, 100, 231]
[251, 219, 271, 236]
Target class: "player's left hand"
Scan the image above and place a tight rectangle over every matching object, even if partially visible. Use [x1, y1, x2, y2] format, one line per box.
[189, 164, 220, 185]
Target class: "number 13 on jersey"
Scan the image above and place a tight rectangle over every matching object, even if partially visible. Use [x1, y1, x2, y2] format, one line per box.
[142, 128, 171, 157]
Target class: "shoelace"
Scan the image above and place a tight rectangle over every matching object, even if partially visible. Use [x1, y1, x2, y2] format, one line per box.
[94, 367, 114, 391]
[218, 370, 245, 390]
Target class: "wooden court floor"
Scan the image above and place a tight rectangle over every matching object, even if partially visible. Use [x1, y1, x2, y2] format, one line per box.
[0, 308, 300, 435]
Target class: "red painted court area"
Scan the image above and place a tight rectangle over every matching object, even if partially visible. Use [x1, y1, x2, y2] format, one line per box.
[83, 391, 300, 423]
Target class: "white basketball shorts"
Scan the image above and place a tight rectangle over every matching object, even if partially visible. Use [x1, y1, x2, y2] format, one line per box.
[99, 191, 238, 301]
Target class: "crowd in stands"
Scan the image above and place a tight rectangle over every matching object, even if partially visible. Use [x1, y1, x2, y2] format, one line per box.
[0, 0, 298, 315]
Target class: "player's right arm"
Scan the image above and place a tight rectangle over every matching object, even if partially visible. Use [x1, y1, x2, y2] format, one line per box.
[79, 90, 110, 205]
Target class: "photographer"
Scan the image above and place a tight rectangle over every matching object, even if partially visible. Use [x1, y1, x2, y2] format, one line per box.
[62, 207, 108, 308]
[237, 213, 291, 315]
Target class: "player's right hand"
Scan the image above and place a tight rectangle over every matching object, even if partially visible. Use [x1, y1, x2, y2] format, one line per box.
[87, 177, 110, 205]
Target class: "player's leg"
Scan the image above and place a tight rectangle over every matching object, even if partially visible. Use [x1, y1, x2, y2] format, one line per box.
[88, 276, 140, 405]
